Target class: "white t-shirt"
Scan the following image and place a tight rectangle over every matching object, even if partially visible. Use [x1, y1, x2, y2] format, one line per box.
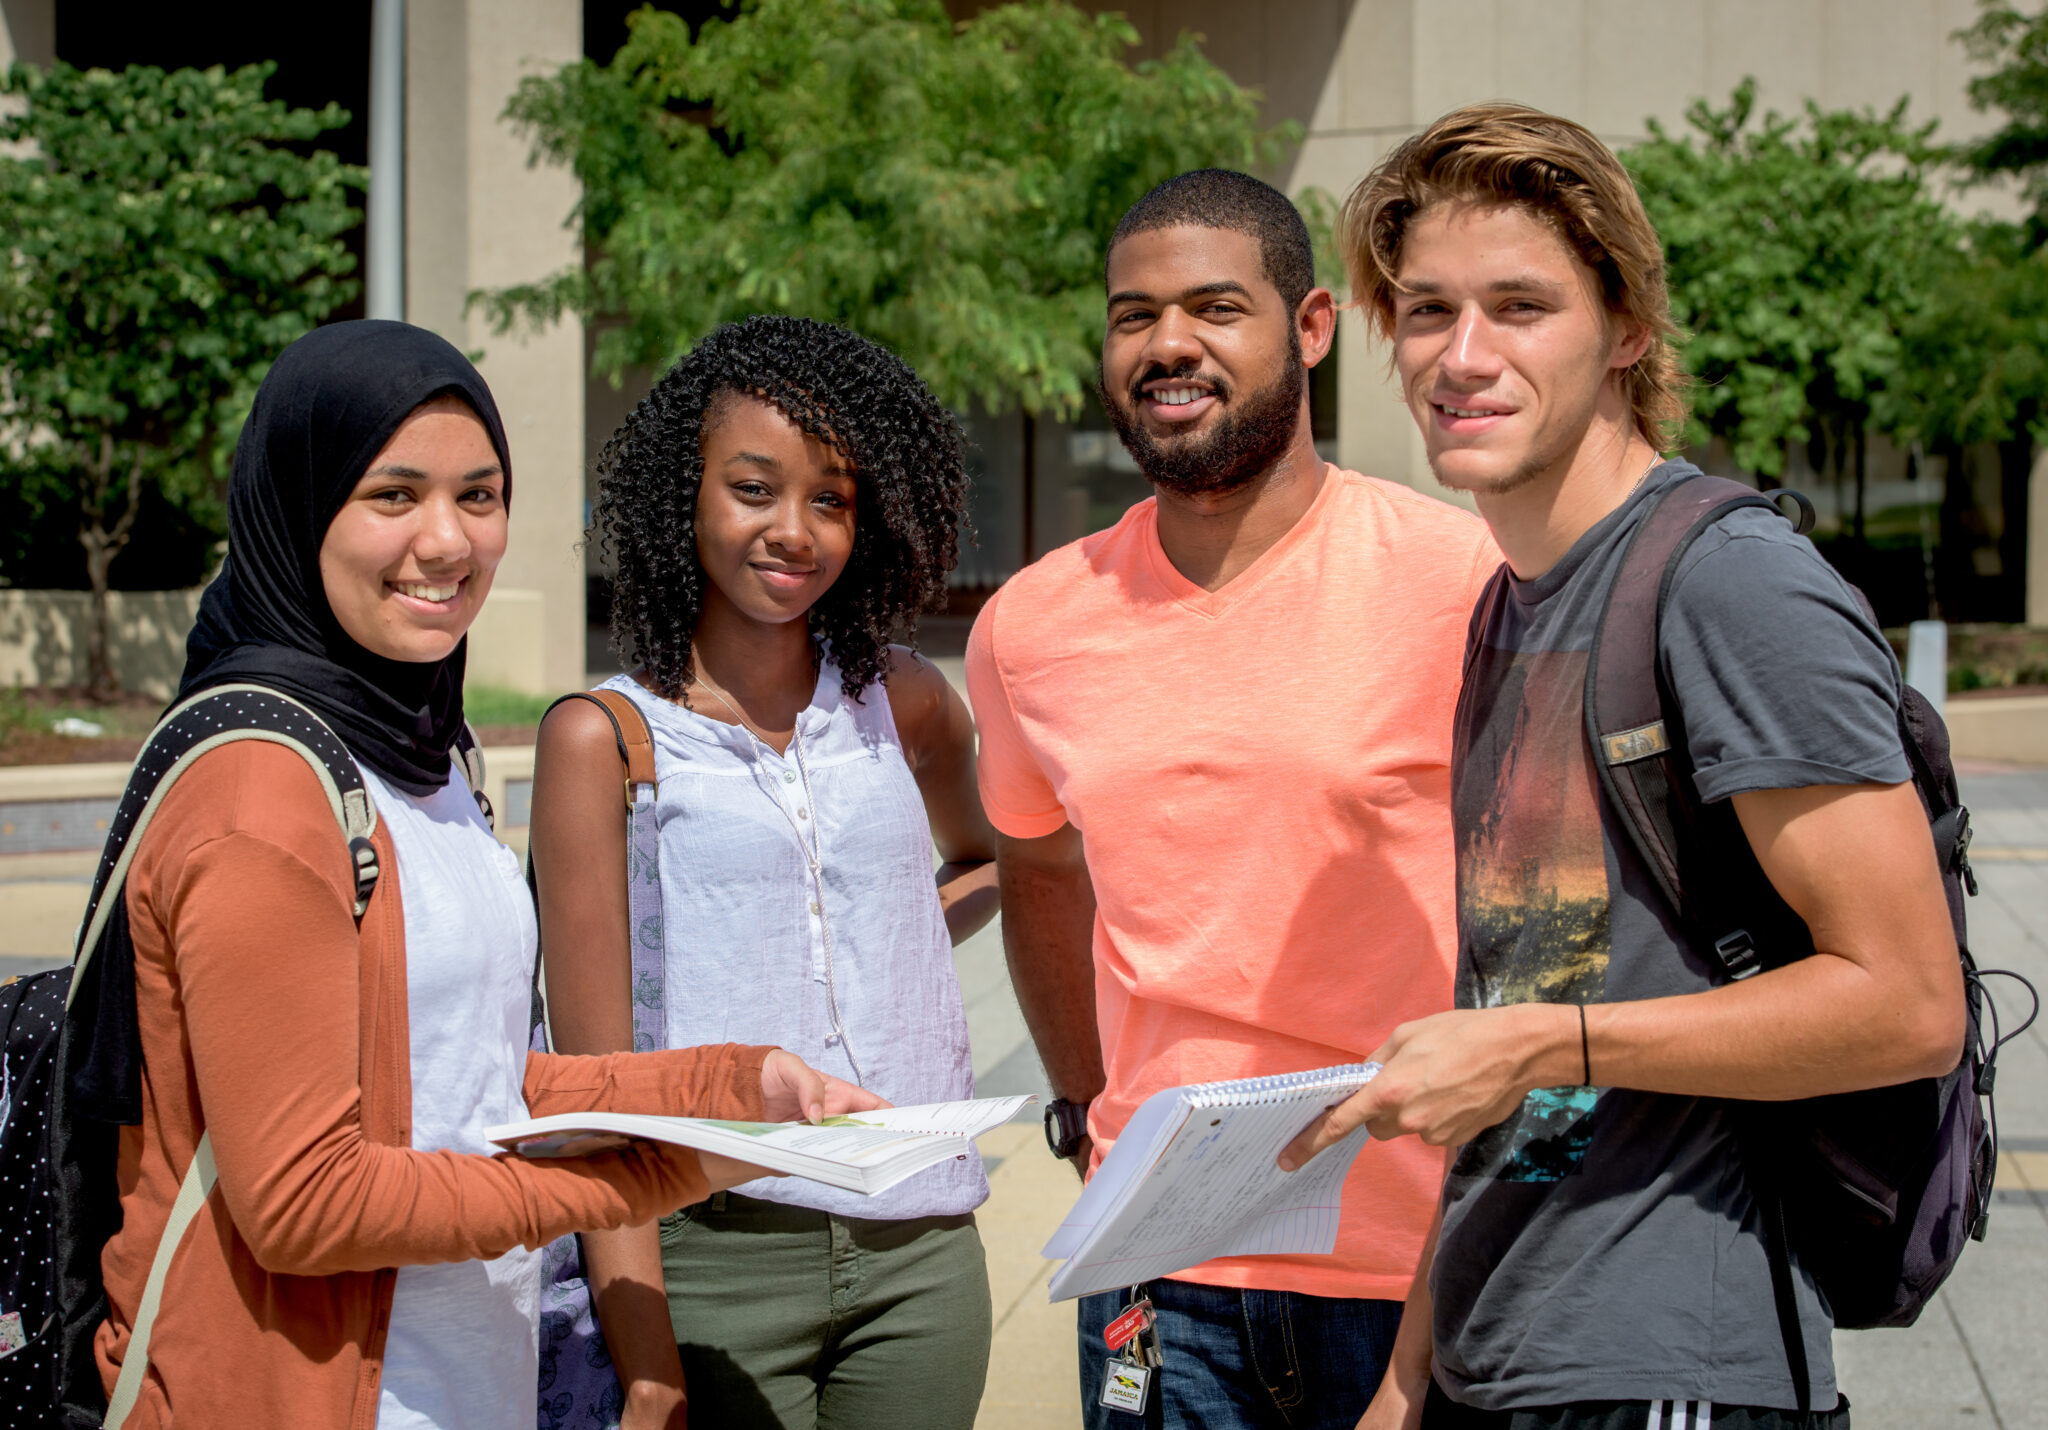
[363, 759, 542, 1430]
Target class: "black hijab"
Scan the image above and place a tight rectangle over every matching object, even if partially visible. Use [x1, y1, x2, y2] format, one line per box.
[72, 322, 515, 1129]
[180, 320, 513, 795]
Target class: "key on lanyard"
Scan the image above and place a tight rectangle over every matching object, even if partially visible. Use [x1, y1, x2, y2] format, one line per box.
[1099, 1286, 1159, 1415]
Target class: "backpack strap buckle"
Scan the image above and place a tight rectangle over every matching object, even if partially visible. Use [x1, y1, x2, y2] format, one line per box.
[1943, 806, 1979, 897]
[1713, 928, 1763, 980]
[348, 836, 381, 917]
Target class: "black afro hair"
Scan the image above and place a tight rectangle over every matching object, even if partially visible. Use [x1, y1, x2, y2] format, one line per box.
[592, 314, 968, 702]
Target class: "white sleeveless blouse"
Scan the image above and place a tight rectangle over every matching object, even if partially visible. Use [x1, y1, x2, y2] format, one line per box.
[600, 665, 985, 1220]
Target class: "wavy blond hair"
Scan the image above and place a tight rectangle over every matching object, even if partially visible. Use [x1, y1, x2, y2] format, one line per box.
[1343, 103, 1688, 449]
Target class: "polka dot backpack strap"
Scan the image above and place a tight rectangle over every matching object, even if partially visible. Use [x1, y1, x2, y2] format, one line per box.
[19, 685, 381, 1427]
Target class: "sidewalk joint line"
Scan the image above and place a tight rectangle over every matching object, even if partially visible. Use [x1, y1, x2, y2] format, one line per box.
[1940, 1289, 2006, 1430]
[991, 1259, 1054, 1336]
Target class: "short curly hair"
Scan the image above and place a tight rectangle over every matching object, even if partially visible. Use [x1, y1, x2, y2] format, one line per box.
[593, 315, 968, 702]
[1107, 169, 1317, 313]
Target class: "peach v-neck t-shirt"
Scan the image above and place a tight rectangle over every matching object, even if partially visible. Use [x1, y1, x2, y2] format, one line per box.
[966, 466, 1500, 1299]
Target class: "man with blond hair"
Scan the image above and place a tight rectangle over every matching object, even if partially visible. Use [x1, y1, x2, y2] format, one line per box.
[1282, 106, 1963, 1429]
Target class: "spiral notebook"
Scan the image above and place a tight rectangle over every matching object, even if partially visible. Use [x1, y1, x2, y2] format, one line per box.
[1041, 1063, 1382, 1301]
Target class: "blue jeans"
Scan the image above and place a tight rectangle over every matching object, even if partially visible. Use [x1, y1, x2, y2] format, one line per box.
[1078, 1279, 1403, 1429]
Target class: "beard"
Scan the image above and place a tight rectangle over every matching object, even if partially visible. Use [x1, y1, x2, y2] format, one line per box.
[1101, 341, 1306, 498]
[1428, 445, 1552, 499]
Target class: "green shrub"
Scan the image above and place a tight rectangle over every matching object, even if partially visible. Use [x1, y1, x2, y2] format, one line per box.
[464, 685, 557, 728]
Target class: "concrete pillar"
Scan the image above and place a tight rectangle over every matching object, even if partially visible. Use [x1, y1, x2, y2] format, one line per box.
[406, 0, 586, 696]
[0, 0, 54, 69]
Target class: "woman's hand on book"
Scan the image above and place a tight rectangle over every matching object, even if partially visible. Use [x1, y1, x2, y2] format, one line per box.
[760, 1048, 891, 1125]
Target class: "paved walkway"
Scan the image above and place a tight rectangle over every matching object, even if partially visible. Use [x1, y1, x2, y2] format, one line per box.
[5, 767, 2041, 1428]
[1830, 768, 2048, 1430]
[0, 850, 95, 982]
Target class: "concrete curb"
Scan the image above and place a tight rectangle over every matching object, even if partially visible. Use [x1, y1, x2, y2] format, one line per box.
[0, 746, 537, 856]
[1944, 694, 2048, 767]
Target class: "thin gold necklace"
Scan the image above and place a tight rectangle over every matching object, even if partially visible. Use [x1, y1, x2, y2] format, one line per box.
[689, 669, 778, 745]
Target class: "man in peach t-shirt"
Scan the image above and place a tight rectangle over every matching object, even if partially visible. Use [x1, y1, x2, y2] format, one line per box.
[966, 169, 1498, 1428]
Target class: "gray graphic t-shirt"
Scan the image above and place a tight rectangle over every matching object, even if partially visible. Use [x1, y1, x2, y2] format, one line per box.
[1433, 461, 1908, 1411]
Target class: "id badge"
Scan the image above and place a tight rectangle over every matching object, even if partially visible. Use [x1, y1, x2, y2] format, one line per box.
[1099, 1356, 1152, 1415]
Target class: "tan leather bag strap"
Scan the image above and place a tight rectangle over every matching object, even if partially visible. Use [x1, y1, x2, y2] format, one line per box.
[543, 689, 657, 806]
[588, 690, 657, 792]
[529, 687, 666, 1053]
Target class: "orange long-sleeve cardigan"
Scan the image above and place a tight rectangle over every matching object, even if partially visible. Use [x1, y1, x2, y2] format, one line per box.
[96, 740, 771, 1428]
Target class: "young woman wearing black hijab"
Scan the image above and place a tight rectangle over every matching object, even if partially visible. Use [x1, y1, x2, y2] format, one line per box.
[91, 321, 878, 1430]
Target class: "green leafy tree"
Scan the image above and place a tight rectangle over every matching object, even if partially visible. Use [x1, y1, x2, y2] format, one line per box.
[1941, 0, 2048, 429]
[481, 0, 1297, 419]
[1624, 80, 1963, 537]
[1959, 0, 2048, 238]
[1858, 4, 2048, 620]
[1879, 224, 2048, 452]
[1873, 225, 2048, 615]
[0, 62, 362, 695]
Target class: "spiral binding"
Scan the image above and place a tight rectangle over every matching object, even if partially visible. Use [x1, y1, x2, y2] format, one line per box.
[1187, 1061, 1384, 1109]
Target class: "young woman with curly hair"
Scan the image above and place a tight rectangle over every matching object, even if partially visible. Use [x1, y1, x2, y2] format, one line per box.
[528, 315, 1001, 1430]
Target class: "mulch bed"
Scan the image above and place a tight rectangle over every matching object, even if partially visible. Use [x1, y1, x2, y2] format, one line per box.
[0, 688, 164, 768]
[0, 732, 154, 767]
[0, 697, 545, 770]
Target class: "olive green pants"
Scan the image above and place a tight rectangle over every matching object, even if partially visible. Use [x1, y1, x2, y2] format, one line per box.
[659, 1192, 992, 1430]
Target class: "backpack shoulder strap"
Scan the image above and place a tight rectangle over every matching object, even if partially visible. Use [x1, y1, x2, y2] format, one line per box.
[452, 721, 494, 830]
[75, 686, 373, 1425]
[1584, 475, 1801, 976]
[67, 686, 380, 1012]
[101, 1131, 217, 1428]
[1586, 478, 1823, 1413]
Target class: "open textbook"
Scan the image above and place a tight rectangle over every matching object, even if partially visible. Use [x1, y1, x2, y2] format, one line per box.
[486, 1095, 1034, 1197]
[1042, 1063, 1383, 1301]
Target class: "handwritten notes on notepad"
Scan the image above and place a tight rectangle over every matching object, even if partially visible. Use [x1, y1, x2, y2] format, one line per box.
[1041, 1064, 1382, 1302]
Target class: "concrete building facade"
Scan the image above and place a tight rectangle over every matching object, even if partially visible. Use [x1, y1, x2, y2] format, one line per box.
[404, 0, 590, 694]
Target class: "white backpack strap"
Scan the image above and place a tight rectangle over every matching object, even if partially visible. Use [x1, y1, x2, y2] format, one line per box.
[101, 1131, 218, 1428]
[459, 721, 487, 790]
[454, 721, 493, 831]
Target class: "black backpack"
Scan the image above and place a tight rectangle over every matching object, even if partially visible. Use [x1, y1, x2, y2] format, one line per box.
[1583, 473, 2038, 1410]
[0, 684, 485, 1428]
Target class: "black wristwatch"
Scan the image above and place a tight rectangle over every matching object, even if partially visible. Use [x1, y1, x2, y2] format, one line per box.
[1044, 1097, 1091, 1159]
